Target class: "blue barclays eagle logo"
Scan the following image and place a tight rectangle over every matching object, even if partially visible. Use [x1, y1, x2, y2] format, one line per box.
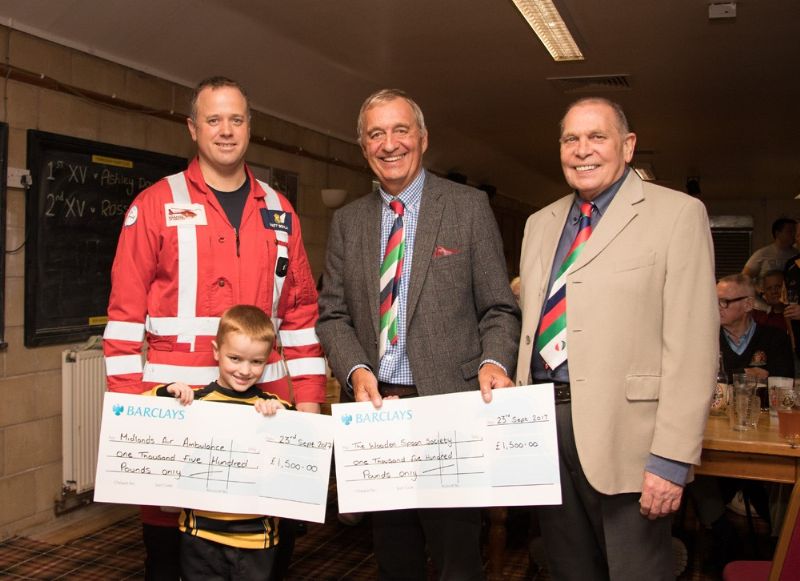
[341, 414, 353, 426]
[112, 404, 125, 416]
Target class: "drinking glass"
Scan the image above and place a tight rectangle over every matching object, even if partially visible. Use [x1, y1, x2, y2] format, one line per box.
[730, 375, 758, 431]
[768, 377, 795, 419]
[778, 408, 800, 447]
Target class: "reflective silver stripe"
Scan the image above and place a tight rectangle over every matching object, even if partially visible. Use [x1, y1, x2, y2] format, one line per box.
[286, 357, 327, 377]
[279, 328, 320, 347]
[143, 363, 218, 386]
[104, 321, 145, 342]
[105, 354, 144, 376]
[142, 361, 289, 385]
[258, 361, 288, 383]
[257, 179, 288, 331]
[146, 316, 220, 337]
[166, 173, 199, 348]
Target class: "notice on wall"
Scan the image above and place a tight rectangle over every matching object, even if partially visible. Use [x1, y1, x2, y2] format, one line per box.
[332, 385, 561, 513]
[94, 393, 334, 523]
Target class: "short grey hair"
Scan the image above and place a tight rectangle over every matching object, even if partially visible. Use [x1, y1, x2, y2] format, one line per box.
[357, 89, 427, 143]
[718, 273, 756, 297]
[560, 97, 630, 136]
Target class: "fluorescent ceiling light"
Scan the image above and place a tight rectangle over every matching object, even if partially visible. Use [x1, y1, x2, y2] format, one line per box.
[511, 0, 584, 62]
[633, 164, 656, 181]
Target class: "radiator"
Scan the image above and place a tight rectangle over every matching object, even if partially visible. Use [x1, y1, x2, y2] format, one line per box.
[62, 349, 106, 494]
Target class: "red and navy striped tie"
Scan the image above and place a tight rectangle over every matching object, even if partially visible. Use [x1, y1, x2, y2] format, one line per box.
[379, 200, 405, 359]
[535, 201, 593, 370]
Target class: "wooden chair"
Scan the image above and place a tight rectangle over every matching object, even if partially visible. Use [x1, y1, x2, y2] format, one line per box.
[723, 484, 800, 580]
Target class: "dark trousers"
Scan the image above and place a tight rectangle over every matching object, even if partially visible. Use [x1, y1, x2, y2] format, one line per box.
[537, 403, 673, 581]
[271, 518, 297, 580]
[372, 507, 484, 581]
[142, 524, 181, 581]
[180, 533, 276, 581]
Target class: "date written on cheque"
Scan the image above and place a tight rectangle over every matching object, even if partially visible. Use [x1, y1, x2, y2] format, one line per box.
[492, 413, 550, 426]
[276, 434, 333, 450]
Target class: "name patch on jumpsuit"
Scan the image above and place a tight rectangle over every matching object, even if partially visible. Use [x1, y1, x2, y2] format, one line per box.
[261, 208, 293, 235]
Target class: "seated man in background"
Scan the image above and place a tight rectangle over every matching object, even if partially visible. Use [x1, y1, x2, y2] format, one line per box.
[689, 273, 795, 574]
[718, 273, 794, 380]
[751, 270, 790, 335]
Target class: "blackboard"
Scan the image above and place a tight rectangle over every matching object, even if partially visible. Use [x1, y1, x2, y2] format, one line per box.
[25, 130, 185, 347]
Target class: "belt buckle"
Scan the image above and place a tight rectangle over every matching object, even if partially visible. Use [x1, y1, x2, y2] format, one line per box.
[554, 383, 571, 404]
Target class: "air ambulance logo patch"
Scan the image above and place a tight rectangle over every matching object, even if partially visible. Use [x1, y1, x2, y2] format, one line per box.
[164, 203, 207, 226]
[261, 208, 292, 234]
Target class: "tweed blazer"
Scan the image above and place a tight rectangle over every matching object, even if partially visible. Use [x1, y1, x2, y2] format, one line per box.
[515, 171, 719, 494]
[317, 171, 520, 396]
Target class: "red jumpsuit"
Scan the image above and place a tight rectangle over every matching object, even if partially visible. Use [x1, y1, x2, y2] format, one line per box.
[103, 157, 326, 525]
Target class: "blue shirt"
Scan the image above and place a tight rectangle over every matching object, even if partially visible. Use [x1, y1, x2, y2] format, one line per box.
[723, 319, 757, 355]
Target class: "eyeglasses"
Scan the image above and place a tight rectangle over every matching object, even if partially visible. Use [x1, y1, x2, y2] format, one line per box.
[718, 296, 749, 309]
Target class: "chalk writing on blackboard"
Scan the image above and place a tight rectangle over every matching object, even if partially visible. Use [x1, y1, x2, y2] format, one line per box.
[25, 130, 185, 347]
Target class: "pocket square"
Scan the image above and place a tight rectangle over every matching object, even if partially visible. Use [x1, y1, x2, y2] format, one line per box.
[433, 245, 459, 258]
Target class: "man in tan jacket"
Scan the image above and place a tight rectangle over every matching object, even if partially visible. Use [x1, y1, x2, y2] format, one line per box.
[516, 97, 717, 580]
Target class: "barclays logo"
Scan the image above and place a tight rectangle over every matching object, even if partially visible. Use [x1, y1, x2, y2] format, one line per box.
[341, 414, 353, 426]
[353, 409, 413, 424]
[116, 405, 186, 420]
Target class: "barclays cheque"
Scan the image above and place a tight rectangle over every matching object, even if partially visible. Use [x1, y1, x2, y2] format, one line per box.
[332, 385, 561, 513]
[94, 393, 334, 523]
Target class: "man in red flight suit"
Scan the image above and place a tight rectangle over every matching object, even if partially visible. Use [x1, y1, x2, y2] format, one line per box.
[103, 76, 326, 579]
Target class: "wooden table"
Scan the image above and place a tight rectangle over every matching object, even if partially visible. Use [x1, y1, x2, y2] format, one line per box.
[697, 413, 800, 580]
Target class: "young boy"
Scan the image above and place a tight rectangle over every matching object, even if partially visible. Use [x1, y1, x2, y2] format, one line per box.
[149, 304, 292, 580]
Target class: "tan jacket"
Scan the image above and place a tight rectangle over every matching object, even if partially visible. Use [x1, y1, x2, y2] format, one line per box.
[515, 171, 718, 494]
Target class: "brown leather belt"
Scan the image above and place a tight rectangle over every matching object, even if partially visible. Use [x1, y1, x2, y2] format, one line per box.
[378, 382, 419, 398]
[553, 382, 571, 404]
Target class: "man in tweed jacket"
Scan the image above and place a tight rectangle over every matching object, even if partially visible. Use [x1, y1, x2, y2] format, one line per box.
[317, 89, 520, 580]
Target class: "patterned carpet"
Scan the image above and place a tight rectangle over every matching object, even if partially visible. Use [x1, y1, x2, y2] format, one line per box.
[0, 503, 769, 580]
[0, 515, 145, 579]
[0, 509, 531, 580]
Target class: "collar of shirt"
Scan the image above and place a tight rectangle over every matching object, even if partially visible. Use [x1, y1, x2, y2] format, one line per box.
[568, 166, 630, 226]
[378, 169, 425, 210]
[723, 318, 757, 355]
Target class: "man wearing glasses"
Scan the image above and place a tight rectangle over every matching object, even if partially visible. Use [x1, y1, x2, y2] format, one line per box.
[718, 273, 793, 380]
[689, 273, 794, 573]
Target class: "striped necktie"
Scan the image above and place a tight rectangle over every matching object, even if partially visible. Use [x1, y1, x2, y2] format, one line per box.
[379, 199, 405, 359]
[535, 201, 593, 370]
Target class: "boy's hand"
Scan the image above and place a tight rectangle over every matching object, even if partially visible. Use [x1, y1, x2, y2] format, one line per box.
[255, 399, 286, 416]
[166, 382, 194, 405]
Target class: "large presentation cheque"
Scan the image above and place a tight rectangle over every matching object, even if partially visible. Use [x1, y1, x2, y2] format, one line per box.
[332, 384, 561, 513]
[94, 393, 334, 523]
